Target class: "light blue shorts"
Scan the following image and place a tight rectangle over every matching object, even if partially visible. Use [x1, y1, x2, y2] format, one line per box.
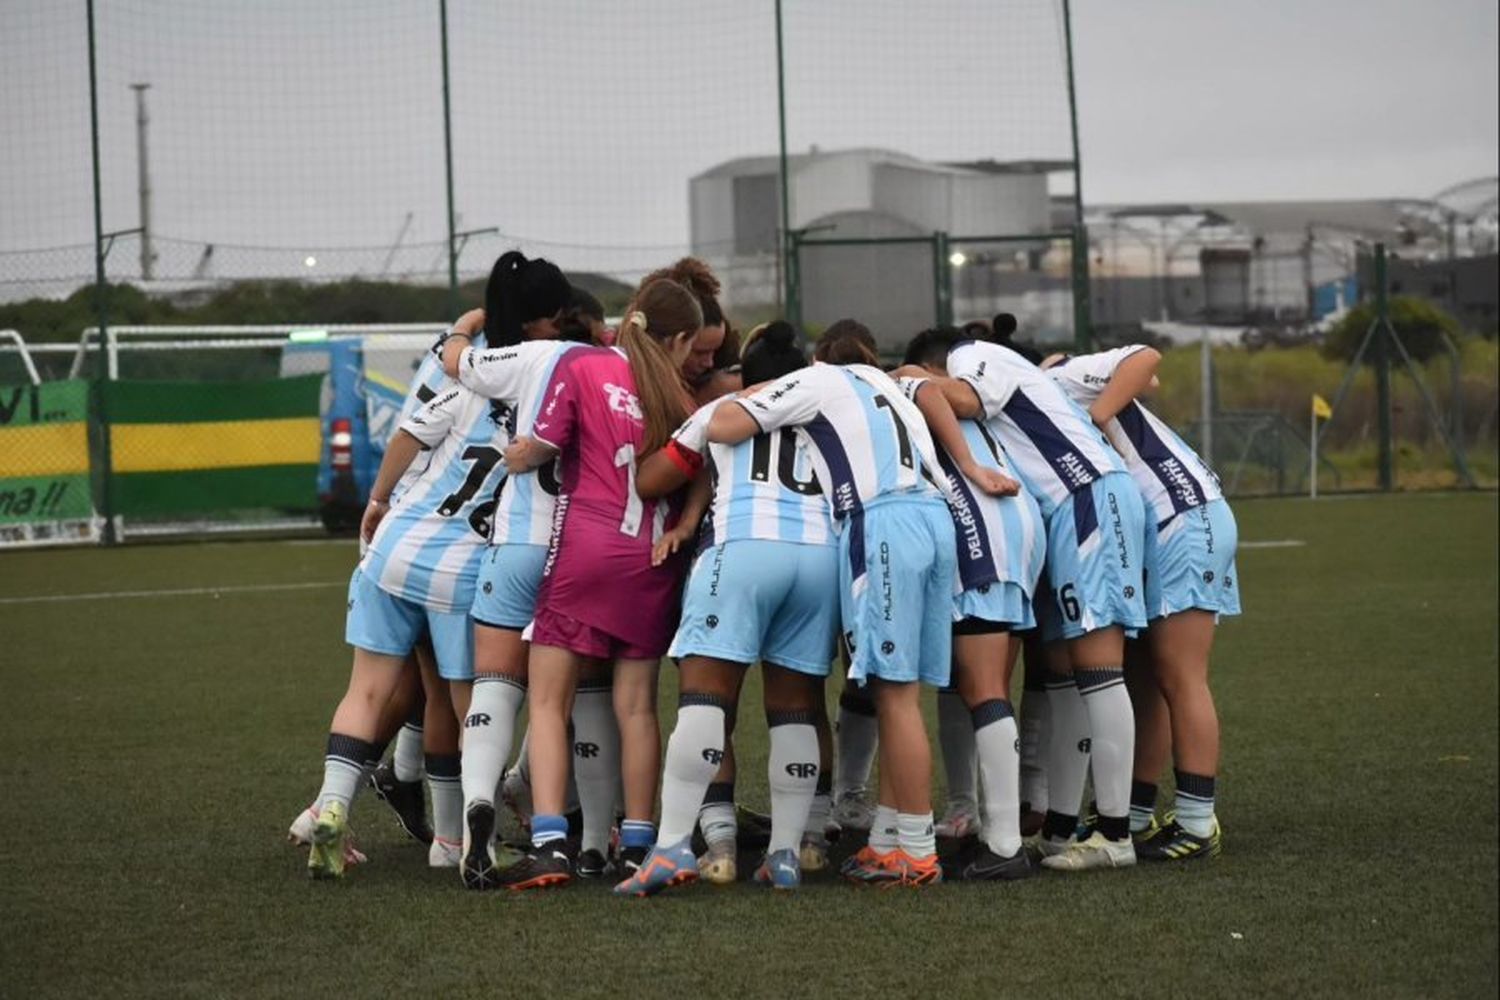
[1145, 498, 1241, 620]
[669, 539, 840, 676]
[1037, 472, 1148, 642]
[469, 543, 548, 631]
[840, 495, 957, 686]
[345, 569, 474, 680]
[955, 580, 1035, 631]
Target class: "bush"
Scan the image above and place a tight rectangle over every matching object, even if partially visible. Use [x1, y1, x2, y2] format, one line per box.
[1322, 296, 1463, 364]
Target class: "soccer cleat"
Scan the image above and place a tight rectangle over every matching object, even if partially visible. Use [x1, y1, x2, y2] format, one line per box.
[612, 839, 699, 897]
[831, 789, 875, 831]
[1029, 833, 1076, 861]
[498, 844, 573, 891]
[754, 848, 802, 890]
[698, 837, 738, 885]
[575, 848, 615, 879]
[1132, 814, 1166, 847]
[460, 801, 500, 890]
[1139, 818, 1221, 862]
[369, 762, 433, 845]
[428, 835, 462, 868]
[798, 830, 830, 873]
[500, 767, 533, 834]
[888, 850, 943, 887]
[1040, 830, 1137, 871]
[947, 843, 1036, 882]
[618, 845, 648, 876]
[840, 845, 902, 886]
[935, 798, 980, 840]
[287, 805, 318, 846]
[307, 801, 349, 880]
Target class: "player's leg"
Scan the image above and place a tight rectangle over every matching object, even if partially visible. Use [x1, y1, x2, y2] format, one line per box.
[697, 702, 740, 884]
[1124, 636, 1169, 841]
[498, 641, 579, 890]
[935, 681, 979, 840]
[756, 664, 822, 890]
[800, 691, 835, 869]
[1141, 609, 1223, 860]
[459, 622, 528, 889]
[365, 651, 434, 845]
[414, 646, 463, 868]
[611, 656, 661, 871]
[832, 673, 878, 830]
[570, 664, 620, 877]
[1038, 637, 1090, 854]
[1016, 633, 1050, 837]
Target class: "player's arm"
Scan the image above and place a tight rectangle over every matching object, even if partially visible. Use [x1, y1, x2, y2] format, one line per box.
[361, 430, 424, 542]
[1087, 347, 1160, 427]
[920, 376, 984, 420]
[640, 398, 723, 498]
[710, 371, 820, 443]
[439, 308, 487, 378]
[502, 436, 557, 474]
[910, 381, 1018, 497]
[651, 471, 712, 567]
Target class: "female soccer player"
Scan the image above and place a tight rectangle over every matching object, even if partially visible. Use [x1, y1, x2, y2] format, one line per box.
[491, 278, 702, 890]
[896, 327, 1047, 881]
[703, 321, 1013, 887]
[637, 257, 728, 394]
[611, 320, 836, 895]
[1043, 346, 1239, 861]
[920, 338, 1149, 872]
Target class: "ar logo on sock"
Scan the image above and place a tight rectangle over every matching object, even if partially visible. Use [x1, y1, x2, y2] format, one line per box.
[785, 762, 818, 779]
[465, 713, 491, 728]
[1077, 737, 1092, 754]
[706, 615, 719, 629]
[701, 748, 725, 765]
[574, 741, 600, 758]
[880, 640, 895, 655]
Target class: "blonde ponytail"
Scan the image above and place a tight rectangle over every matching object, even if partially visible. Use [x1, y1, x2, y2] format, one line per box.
[618, 280, 701, 455]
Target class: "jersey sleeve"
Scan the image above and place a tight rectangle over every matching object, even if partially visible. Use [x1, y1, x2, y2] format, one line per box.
[949, 343, 1016, 418]
[530, 353, 581, 452]
[736, 370, 822, 432]
[399, 383, 465, 448]
[396, 348, 453, 424]
[671, 398, 726, 456]
[1052, 346, 1148, 403]
[455, 342, 547, 402]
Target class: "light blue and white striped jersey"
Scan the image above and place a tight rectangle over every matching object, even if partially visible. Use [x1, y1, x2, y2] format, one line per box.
[947, 340, 1126, 519]
[455, 340, 589, 546]
[898, 377, 1045, 595]
[737, 363, 948, 528]
[388, 339, 452, 501]
[360, 383, 509, 612]
[672, 399, 833, 550]
[1047, 346, 1222, 527]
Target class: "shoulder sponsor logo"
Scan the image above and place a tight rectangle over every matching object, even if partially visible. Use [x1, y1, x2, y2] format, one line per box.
[603, 382, 643, 420]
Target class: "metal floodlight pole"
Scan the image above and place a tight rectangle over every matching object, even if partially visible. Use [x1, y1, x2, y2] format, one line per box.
[86, 0, 116, 545]
[774, 0, 797, 341]
[1061, 0, 1092, 352]
[439, 0, 459, 319]
[130, 82, 152, 280]
[1374, 243, 1393, 491]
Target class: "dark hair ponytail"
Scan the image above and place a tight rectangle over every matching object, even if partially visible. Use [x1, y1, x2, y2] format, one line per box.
[484, 250, 572, 348]
[741, 321, 805, 384]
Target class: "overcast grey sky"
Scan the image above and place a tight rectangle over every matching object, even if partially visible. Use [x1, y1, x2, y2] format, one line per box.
[1, 0, 1495, 280]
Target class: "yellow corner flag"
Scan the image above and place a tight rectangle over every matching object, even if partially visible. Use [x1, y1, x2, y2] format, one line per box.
[1312, 393, 1332, 420]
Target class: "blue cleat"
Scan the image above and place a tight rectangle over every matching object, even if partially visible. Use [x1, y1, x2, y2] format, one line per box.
[612, 838, 699, 897]
[753, 848, 802, 891]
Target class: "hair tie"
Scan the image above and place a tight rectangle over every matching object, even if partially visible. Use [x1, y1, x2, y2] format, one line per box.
[627, 310, 648, 331]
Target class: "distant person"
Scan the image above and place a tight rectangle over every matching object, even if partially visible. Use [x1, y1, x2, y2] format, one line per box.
[561, 286, 608, 346]
[991, 312, 1045, 364]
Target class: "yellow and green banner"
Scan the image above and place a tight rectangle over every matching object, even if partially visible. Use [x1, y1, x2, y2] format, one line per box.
[103, 374, 323, 515]
[0, 381, 93, 525]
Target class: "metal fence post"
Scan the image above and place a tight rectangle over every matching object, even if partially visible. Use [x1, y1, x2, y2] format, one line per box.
[439, 0, 458, 320]
[86, 0, 116, 544]
[1374, 243, 1393, 491]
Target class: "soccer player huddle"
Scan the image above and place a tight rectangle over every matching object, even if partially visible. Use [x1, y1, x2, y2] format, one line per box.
[287, 251, 1241, 893]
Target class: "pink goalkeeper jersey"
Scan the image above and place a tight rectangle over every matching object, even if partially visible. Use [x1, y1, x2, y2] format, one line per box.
[531, 346, 685, 649]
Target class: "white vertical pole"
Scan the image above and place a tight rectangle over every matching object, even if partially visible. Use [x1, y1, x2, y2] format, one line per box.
[1310, 408, 1318, 499]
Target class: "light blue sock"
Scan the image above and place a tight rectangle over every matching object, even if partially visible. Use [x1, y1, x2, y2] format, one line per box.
[531, 813, 567, 849]
[621, 819, 656, 850]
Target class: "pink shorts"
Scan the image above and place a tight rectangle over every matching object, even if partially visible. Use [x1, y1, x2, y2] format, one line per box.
[530, 606, 665, 662]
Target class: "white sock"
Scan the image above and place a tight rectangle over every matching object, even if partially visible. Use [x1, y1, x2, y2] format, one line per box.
[317, 734, 375, 812]
[512, 729, 530, 782]
[698, 792, 737, 848]
[937, 687, 977, 807]
[1019, 683, 1050, 814]
[460, 676, 525, 808]
[972, 700, 1022, 858]
[835, 693, 879, 797]
[766, 716, 819, 855]
[392, 721, 425, 782]
[571, 685, 620, 856]
[1075, 669, 1134, 832]
[897, 811, 936, 858]
[1044, 674, 1091, 835]
[425, 753, 462, 843]
[805, 791, 832, 839]
[657, 699, 725, 846]
[868, 804, 899, 853]
[1173, 770, 1217, 838]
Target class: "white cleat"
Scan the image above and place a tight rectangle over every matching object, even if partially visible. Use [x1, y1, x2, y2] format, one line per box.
[428, 836, 463, 868]
[831, 789, 875, 832]
[287, 805, 318, 846]
[698, 837, 738, 885]
[1040, 831, 1136, 871]
[935, 798, 980, 840]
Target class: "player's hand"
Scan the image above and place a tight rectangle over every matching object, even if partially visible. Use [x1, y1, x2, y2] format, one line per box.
[962, 461, 1019, 497]
[454, 308, 485, 335]
[651, 525, 693, 567]
[360, 497, 390, 543]
[503, 436, 543, 473]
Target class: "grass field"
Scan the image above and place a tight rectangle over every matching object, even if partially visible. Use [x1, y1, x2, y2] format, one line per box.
[2, 492, 1496, 999]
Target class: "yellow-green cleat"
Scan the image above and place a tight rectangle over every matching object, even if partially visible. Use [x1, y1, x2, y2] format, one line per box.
[307, 801, 349, 880]
[1139, 817, 1221, 862]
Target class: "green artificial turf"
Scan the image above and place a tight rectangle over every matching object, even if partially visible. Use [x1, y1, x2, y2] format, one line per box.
[1, 493, 1496, 998]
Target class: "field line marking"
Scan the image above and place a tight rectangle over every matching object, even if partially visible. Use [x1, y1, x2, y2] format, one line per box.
[1240, 539, 1305, 549]
[0, 580, 344, 606]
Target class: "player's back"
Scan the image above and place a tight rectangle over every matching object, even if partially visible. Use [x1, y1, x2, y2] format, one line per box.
[704, 429, 831, 549]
